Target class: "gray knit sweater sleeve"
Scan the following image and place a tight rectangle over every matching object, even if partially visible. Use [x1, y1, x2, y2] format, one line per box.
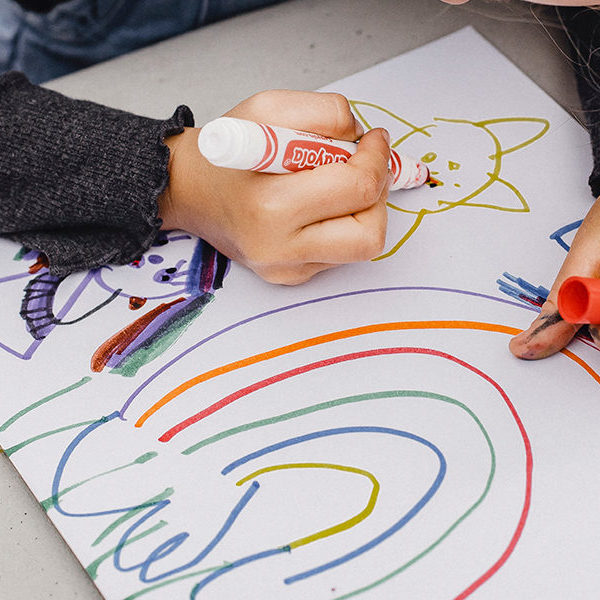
[0, 71, 194, 276]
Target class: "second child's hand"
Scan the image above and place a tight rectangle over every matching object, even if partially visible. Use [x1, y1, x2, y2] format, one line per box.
[510, 196, 600, 358]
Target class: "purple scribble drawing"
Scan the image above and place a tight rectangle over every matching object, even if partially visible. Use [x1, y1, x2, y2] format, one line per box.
[0, 233, 230, 371]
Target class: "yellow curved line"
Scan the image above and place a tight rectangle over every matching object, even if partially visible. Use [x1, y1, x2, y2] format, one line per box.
[235, 462, 380, 549]
[349, 100, 434, 143]
[458, 174, 530, 213]
[372, 212, 426, 261]
[478, 117, 550, 158]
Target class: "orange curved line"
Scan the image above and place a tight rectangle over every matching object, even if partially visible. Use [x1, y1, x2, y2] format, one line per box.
[135, 320, 521, 428]
[134, 320, 600, 428]
[561, 347, 600, 385]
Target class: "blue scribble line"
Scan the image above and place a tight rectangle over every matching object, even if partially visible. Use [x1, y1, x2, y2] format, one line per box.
[51, 412, 264, 584]
[114, 482, 261, 583]
[549, 219, 582, 252]
[496, 272, 549, 310]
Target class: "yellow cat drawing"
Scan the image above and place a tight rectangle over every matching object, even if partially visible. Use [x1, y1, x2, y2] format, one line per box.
[350, 101, 550, 260]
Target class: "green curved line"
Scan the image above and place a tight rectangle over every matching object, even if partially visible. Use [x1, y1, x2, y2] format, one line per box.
[41, 451, 158, 512]
[182, 389, 496, 599]
[92, 487, 174, 547]
[0, 376, 92, 432]
[86, 520, 168, 580]
[4, 419, 97, 458]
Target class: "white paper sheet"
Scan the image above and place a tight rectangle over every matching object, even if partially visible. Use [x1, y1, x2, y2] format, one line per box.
[1, 28, 599, 599]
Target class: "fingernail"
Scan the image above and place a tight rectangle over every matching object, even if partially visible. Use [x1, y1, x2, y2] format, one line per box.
[353, 117, 365, 138]
[381, 128, 391, 145]
[589, 326, 600, 346]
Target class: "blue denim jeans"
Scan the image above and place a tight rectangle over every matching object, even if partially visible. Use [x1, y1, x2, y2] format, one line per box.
[0, 0, 282, 83]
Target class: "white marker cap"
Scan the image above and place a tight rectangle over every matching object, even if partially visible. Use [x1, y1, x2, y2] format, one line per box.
[198, 117, 267, 170]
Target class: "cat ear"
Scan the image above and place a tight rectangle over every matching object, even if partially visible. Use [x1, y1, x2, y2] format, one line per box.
[349, 100, 434, 146]
[452, 174, 530, 213]
[475, 117, 550, 159]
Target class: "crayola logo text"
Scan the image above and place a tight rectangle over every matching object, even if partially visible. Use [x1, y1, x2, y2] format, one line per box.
[282, 141, 352, 171]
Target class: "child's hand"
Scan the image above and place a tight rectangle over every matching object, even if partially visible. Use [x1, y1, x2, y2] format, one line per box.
[509, 196, 600, 358]
[158, 90, 391, 285]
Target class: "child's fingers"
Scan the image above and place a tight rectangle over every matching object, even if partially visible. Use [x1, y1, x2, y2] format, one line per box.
[510, 197, 600, 359]
[275, 128, 391, 226]
[294, 187, 388, 264]
[226, 90, 363, 141]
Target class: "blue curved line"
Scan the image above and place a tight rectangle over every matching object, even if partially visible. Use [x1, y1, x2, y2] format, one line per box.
[190, 547, 289, 598]
[52, 411, 266, 583]
[49, 411, 151, 517]
[51, 411, 166, 516]
[220, 426, 445, 587]
[114, 482, 261, 583]
[549, 219, 582, 252]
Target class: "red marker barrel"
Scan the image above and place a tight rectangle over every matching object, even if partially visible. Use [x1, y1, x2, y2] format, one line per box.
[557, 276, 600, 324]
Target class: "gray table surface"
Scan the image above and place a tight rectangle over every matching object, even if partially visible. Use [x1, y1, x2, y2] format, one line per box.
[0, 1, 582, 598]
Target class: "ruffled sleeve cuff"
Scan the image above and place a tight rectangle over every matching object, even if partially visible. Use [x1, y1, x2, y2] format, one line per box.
[0, 71, 194, 276]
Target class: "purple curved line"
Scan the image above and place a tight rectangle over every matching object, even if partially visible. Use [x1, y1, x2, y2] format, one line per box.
[118, 286, 535, 418]
[0, 338, 43, 360]
[0, 271, 32, 284]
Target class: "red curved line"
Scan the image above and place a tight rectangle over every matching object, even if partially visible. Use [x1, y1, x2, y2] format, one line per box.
[160, 346, 532, 598]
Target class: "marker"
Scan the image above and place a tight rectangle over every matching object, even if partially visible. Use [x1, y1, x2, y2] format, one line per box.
[197, 116, 436, 190]
[557, 276, 600, 323]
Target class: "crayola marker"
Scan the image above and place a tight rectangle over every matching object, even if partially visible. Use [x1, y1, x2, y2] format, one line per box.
[197, 116, 437, 190]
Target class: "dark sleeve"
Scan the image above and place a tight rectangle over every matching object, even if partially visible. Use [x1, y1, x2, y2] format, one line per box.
[557, 7, 600, 198]
[13, 1, 67, 13]
[0, 72, 194, 276]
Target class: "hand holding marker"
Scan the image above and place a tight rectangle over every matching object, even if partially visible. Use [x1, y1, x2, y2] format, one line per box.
[197, 116, 439, 190]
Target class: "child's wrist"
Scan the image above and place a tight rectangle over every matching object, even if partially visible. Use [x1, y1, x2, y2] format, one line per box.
[158, 127, 199, 231]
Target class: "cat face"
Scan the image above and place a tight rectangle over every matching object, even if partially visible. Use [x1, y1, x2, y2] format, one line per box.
[94, 231, 199, 301]
[350, 101, 550, 260]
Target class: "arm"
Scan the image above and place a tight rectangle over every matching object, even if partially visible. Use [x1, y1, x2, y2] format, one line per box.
[0, 71, 192, 276]
[0, 75, 390, 284]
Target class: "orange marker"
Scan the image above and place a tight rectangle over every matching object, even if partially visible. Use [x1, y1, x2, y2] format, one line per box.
[557, 276, 600, 323]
